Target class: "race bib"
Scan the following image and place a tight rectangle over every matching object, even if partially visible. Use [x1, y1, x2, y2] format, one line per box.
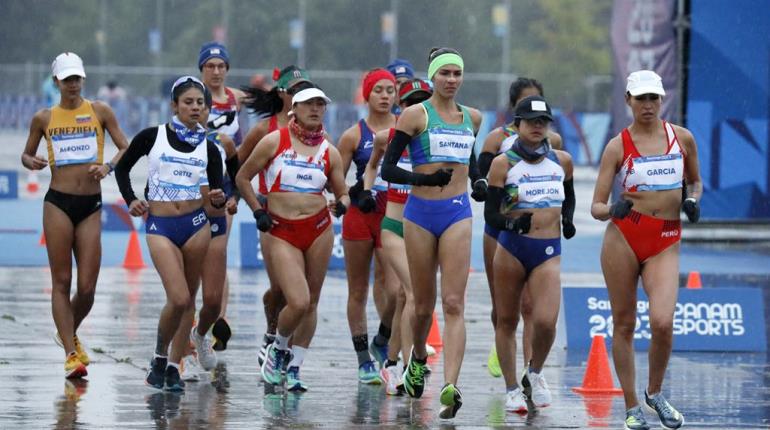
[428, 127, 475, 164]
[515, 174, 564, 208]
[158, 154, 204, 191]
[52, 131, 98, 165]
[280, 159, 327, 193]
[629, 153, 683, 191]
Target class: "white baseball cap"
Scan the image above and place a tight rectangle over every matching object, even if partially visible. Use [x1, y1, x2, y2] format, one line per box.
[626, 70, 665, 96]
[52, 52, 86, 80]
[292, 87, 331, 105]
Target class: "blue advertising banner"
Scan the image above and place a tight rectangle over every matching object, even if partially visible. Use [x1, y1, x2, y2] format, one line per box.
[564, 287, 766, 352]
[0, 171, 18, 199]
[240, 220, 345, 270]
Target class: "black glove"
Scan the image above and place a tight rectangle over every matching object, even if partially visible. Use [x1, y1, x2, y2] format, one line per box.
[333, 201, 347, 218]
[562, 219, 576, 239]
[682, 198, 700, 223]
[609, 199, 634, 219]
[348, 180, 363, 202]
[415, 168, 453, 187]
[471, 178, 488, 202]
[253, 208, 273, 232]
[505, 212, 532, 234]
[358, 190, 377, 213]
[207, 111, 237, 130]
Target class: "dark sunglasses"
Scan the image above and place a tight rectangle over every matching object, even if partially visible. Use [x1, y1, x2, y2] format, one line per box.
[634, 94, 660, 102]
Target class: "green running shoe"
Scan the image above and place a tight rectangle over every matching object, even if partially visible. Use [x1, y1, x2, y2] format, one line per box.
[487, 345, 502, 377]
[624, 405, 651, 430]
[358, 360, 382, 385]
[402, 352, 428, 398]
[286, 366, 308, 392]
[439, 383, 463, 419]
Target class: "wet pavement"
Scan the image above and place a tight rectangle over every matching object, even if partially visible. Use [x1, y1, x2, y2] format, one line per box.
[1, 267, 769, 429]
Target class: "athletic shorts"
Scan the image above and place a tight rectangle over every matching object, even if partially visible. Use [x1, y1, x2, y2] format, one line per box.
[268, 208, 331, 252]
[44, 189, 102, 227]
[342, 205, 384, 248]
[403, 192, 472, 238]
[209, 215, 227, 238]
[612, 210, 681, 263]
[146, 208, 209, 248]
[497, 232, 561, 275]
[381, 215, 403, 238]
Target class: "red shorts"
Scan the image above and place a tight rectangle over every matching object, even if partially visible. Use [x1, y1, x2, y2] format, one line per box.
[612, 210, 681, 263]
[342, 205, 384, 248]
[268, 208, 331, 252]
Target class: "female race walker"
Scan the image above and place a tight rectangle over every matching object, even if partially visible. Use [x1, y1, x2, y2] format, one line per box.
[21, 52, 128, 378]
[236, 86, 349, 392]
[478, 77, 565, 389]
[362, 78, 433, 395]
[483, 96, 574, 413]
[337, 68, 399, 384]
[116, 76, 225, 391]
[238, 65, 314, 366]
[591, 70, 701, 430]
[382, 47, 487, 419]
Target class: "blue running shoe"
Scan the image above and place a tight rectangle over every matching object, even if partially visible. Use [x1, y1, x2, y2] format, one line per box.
[261, 344, 289, 385]
[369, 340, 388, 369]
[625, 405, 651, 430]
[145, 357, 166, 390]
[286, 366, 308, 392]
[358, 360, 382, 384]
[644, 390, 684, 429]
[164, 365, 185, 392]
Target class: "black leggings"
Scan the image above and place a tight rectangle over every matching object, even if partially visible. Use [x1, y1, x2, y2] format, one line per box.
[44, 189, 102, 227]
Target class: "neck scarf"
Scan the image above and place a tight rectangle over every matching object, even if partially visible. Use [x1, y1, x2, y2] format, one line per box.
[289, 117, 325, 147]
[513, 137, 551, 162]
[171, 115, 207, 147]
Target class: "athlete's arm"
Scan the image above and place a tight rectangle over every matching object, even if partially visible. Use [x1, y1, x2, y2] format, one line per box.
[484, 154, 530, 232]
[327, 145, 350, 210]
[21, 110, 49, 170]
[381, 103, 442, 186]
[556, 150, 576, 238]
[237, 119, 269, 163]
[479, 127, 505, 178]
[92, 101, 129, 180]
[548, 130, 563, 151]
[205, 140, 226, 207]
[235, 132, 279, 213]
[676, 125, 703, 201]
[115, 127, 157, 214]
[337, 124, 360, 177]
[591, 136, 623, 221]
[363, 129, 389, 191]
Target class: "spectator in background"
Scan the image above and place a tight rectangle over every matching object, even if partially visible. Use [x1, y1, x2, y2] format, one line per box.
[97, 81, 127, 104]
[41, 77, 60, 107]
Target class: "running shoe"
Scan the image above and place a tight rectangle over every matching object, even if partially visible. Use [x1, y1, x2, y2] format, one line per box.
[145, 357, 166, 390]
[402, 352, 427, 398]
[211, 318, 231, 351]
[521, 369, 532, 398]
[439, 383, 463, 419]
[381, 364, 403, 396]
[191, 330, 217, 371]
[487, 345, 502, 377]
[644, 390, 684, 429]
[505, 387, 528, 413]
[164, 365, 185, 392]
[55, 332, 90, 366]
[625, 405, 651, 430]
[261, 343, 289, 385]
[528, 370, 551, 407]
[257, 333, 275, 367]
[64, 352, 87, 379]
[286, 366, 308, 392]
[180, 354, 202, 382]
[358, 360, 382, 385]
[369, 340, 388, 369]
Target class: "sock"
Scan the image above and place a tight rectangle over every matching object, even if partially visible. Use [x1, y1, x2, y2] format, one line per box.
[275, 333, 291, 351]
[506, 385, 520, 393]
[352, 334, 371, 366]
[385, 359, 398, 368]
[289, 346, 307, 368]
[528, 366, 541, 374]
[646, 389, 660, 398]
[373, 322, 391, 347]
[167, 361, 180, 370]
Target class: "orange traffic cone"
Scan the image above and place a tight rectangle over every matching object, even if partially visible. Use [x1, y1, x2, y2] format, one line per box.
[39, 232, 46, 246]
[572, 335, 623, 395]
[686, 271, 702, 289]
[26, 171, 39, 194]
[427, 311, 443, 348]
[123, 230, 146, 269]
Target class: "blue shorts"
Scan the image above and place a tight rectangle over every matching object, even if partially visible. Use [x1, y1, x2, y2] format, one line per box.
[209, 215, 227, 238]
[403, 192, 472, 238]
[497, 231, 561, 275]
[484, 223, 501, 240]
[146, 208, 209, 248]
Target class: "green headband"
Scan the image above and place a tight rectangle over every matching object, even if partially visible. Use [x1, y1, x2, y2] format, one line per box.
[428, 53, 464, 80]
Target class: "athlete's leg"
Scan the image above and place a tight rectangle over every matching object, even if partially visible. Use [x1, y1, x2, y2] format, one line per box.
[381, 229, 414, 363]
[492, 244, 526, 390]
[44, 202, 77, 355]
[343, 238, 375, 362]
[217, 213, 234, 319]
[602, 223, 642, 409]
[292, 227, 334, 348]
[71, 210, 102, 332]
[482, 233, 497, 327]
[264, 235, 312, 338]
[520, 286, 534, 369]
[198, 234, 227, 336]
[526, 257, 561, 371]
[403, 220, 439, 359]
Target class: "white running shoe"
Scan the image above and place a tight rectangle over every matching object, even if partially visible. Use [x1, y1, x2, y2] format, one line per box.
[180, 354, 202, 382]
[381, 365, 403, 396]
[505, 387, 528, 413]
[191, 330, 218, 371]
[528, 370, 552, 407]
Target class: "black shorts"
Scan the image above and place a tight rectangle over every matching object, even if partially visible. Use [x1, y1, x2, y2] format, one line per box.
[44, 189, 102, 227]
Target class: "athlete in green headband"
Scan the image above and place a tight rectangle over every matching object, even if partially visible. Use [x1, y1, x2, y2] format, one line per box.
[428, 48, 464, 80]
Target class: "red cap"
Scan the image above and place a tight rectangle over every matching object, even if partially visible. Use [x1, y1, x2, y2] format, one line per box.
[362, 68, 396, 101]
[398, 79, 432, 102]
